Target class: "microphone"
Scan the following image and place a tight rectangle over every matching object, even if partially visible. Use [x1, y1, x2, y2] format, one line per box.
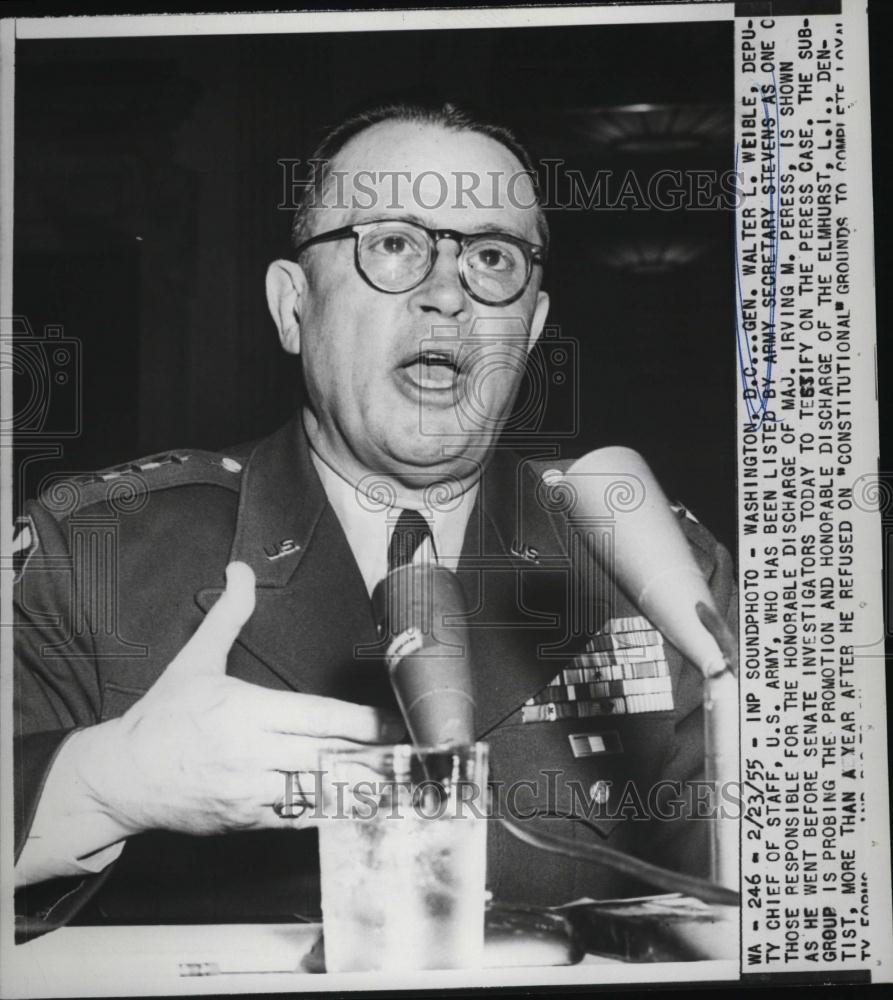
[381, 484, 740, 905]
[382, 561, 477, 748]
[553, 446, 739, 890]
[554, 446, 735, 678]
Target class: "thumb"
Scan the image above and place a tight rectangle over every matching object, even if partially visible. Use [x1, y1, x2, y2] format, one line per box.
[168, 561, 257, 677]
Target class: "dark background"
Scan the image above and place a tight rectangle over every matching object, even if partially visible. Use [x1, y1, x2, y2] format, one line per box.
[13, 19, 736, 551]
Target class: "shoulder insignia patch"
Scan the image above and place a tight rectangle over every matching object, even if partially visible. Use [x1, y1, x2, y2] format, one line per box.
[12, 514, 39, 582]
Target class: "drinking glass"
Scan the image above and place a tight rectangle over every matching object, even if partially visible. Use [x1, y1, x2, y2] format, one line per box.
[317, 741, 489, 973]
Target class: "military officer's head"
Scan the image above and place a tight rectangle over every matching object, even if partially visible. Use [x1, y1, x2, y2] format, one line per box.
[265, 103, 550, 495]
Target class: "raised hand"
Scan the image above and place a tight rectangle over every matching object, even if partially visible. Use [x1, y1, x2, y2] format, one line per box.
[64, 562, 403, 837]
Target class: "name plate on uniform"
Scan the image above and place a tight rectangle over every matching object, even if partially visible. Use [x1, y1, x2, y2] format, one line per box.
[567, 730, 624, 758]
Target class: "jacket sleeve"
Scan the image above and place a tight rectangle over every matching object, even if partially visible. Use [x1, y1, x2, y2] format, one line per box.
[13, 500, 114, 940]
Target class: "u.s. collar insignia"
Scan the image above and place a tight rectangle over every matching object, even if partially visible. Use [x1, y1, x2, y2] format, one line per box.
[264, 538, 302, 561]
[510, 540, 540, 563]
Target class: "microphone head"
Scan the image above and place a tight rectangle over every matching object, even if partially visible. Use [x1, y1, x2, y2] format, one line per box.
[555, 447, 730, 678]
[384, 561, 477, 748]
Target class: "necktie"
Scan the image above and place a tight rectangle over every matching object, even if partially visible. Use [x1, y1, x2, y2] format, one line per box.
[372, 509, 434, 639]
[388, 508, 434, 571]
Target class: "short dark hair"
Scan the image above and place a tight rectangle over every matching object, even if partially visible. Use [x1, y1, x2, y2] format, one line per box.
[290, 101, 549, 252]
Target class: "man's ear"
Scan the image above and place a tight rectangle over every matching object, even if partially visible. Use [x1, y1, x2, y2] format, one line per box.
[265, 259, 308, 355]
[526, 289, 550, 354]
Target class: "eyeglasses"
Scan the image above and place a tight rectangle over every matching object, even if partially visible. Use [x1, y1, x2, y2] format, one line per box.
[293, 217, 546, 306]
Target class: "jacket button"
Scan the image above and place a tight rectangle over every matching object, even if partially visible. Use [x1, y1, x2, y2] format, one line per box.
[222, 457, 242, 473]
[589, 780, 610, 805]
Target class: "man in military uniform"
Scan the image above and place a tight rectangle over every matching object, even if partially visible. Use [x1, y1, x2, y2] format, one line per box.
[13, 103, 736, 938]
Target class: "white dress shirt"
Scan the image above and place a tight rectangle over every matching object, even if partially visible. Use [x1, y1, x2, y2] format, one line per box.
[310, 448, 478, 594]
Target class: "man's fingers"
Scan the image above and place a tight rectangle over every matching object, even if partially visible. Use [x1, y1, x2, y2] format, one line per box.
[239, 685, 405, 742]
[257, 733, 392, 772]
[169, 562, 257, 676]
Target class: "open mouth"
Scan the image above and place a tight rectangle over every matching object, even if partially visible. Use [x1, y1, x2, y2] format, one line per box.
[400, 349, 463, 391]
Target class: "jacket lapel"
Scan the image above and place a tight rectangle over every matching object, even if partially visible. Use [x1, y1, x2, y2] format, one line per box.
[460, 448, 606, 737]
[195, 418, 384, 699]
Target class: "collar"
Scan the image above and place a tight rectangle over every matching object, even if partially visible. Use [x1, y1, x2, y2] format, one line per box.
[222, 414, 566, 588]
[309, 447, 479, 596]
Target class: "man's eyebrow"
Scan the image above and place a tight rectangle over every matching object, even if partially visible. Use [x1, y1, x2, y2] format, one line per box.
[348, 209, 534, 243]
[461, 220, 530, 241]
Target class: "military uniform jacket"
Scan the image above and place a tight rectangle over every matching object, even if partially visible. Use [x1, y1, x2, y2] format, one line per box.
[14, 417, 736, 940]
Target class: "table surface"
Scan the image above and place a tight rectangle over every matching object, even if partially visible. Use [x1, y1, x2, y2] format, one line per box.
[5, 919, 739, 997]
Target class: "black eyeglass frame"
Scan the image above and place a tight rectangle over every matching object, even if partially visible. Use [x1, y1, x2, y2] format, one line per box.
[293, 218, 546, 307]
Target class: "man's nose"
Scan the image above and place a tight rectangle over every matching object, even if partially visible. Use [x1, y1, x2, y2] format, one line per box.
[408, 241, 468, 318]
